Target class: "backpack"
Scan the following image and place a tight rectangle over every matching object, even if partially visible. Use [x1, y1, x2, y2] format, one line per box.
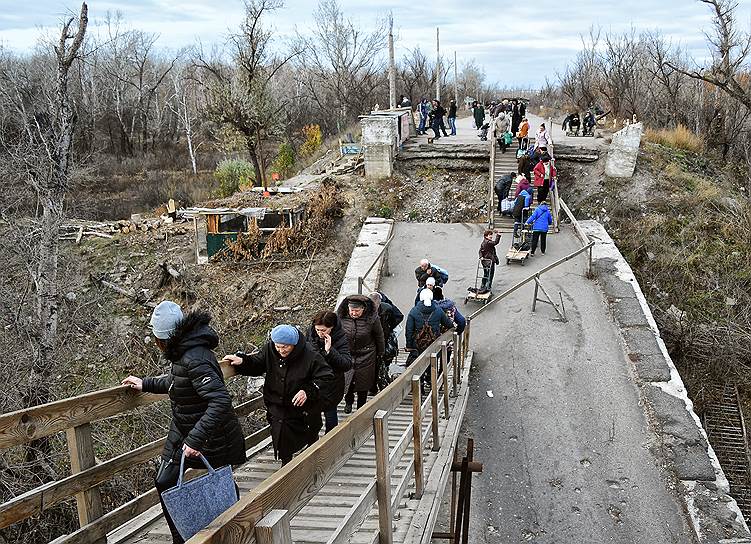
[415, 313, 438, 352]
[504, 131, 513, 145]
[432, 264, 449, 285]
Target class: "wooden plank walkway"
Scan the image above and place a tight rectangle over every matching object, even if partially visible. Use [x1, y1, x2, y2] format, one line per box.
[111, 353, 470, 544]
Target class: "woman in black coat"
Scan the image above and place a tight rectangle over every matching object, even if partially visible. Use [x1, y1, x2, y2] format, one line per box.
[123, 302, 246, 544]
[223, 324, 334, 465]
[307, 310, 353, 432]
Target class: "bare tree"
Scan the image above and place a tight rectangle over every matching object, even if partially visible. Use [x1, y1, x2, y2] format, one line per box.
[0, 4, 88, 411]
[197, 0, 297, 189]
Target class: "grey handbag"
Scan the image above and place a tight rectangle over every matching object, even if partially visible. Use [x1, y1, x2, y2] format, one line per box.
[161, 452, 238, 540]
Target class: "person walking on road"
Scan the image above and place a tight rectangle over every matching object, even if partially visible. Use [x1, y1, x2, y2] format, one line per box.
[432, 286, 466, 334]
[307, 311, 353, 433]
[433, 99, 449, 137]
[525, 195, 553, 256]
[123, 301, 246, 544]
[448, 99, 458, 136]
[511, 99, 522, 134]
[223, 325, 334, 465]
[418, 98, 431, 135]
[415, 258, 448, 288]
[473, 101, 485, 130]
[477, 229, 501, 294]
[533, 153, 557, 203]
[337, 295, 385, 413]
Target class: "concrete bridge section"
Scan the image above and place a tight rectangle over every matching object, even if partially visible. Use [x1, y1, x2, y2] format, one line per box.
[378, 221, 749, 543]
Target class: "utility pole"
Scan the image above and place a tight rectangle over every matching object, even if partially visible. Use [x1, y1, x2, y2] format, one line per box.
[454, 50, 458, 106]
[388, 13, 396, 109]
[436, 27, 440, 101]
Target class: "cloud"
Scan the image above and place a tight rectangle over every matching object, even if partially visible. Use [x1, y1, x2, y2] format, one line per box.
[1, 0, 749, 87]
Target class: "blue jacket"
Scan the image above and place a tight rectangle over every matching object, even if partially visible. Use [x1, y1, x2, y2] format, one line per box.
[526, 203, 553, 232]
[405, 302, 453, 350]
[520, 189, 532, 208]
[436, 299, 466, 334]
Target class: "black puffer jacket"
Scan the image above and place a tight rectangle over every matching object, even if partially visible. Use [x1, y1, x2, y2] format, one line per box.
[142, 312, 246, 469]
[307, 318, 353, 411]
[235, 333, 334, 461]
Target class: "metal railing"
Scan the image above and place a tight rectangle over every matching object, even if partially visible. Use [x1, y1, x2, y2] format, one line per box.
[356, 233, 395, 294]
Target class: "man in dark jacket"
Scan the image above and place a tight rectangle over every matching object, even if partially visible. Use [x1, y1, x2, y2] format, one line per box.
[223, 324, 334, 465]
[447, 99, 458, 136]
[477, 229, 501, 294]
[337, 294, 385, 412]
[307, 311, 353, 433]
[415, 259, 446, 287]
[494, 173, 514, 211]
[404, 289, 453, 367]
[123, 301, 246, 544]
[370, 291, 404, 392]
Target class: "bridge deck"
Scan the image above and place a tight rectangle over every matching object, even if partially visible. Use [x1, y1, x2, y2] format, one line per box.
[110, 359, 467, 544]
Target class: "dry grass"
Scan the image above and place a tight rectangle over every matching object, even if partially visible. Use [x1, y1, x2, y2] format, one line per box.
[644, 124, 704, 153]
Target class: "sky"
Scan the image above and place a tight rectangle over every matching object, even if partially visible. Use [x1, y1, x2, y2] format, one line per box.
[1, 0, 750, 88]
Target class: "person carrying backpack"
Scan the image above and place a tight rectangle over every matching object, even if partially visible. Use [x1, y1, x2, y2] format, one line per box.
[415, 259, 449, 287]
[433, 286, 466, 334]
[404, 289, 453, 367]
[525, 194, 554, 256]
[512, 187, 533, 238]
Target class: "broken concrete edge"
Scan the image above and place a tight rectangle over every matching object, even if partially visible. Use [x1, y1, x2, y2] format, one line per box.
[335, 217, 395, 309]
[579, 220, 750, 541]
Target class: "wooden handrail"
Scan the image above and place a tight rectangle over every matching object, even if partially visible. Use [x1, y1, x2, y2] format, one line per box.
[0, 362, 237, 450]
[189, 330, 456, 544]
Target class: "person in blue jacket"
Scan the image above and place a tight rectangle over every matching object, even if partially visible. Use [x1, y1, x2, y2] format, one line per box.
[525, 195, 553, 256]
[432, 287, 466, 334]
[512, 187, 533, 238]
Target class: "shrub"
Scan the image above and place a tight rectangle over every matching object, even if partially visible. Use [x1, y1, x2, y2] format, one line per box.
[272, 142, 296, 180]
[644, 124, 704, 153]
[214, 159, 255, 197]
[299, 124, 323, 158]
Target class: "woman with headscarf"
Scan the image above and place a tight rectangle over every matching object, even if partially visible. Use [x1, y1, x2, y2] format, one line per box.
[337, 294, 385, 412]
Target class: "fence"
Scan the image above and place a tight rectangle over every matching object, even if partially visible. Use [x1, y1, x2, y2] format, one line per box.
[190, 329, 467, 544]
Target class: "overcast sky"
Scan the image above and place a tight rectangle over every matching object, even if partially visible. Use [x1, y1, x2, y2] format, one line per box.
[1, 0, 749, 88]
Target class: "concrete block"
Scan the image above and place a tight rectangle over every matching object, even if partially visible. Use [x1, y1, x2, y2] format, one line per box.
[684, 481, 751, 543]
[628, 353, 671, 382]
[612, 297, 650, 328]
[364, 144, 394, 179]
[605, 123, 643, 178]
[622, 326, 663, 358]
[644, 385, 715, 481]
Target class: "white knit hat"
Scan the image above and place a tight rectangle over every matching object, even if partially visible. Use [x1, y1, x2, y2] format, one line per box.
[420, 288, 434, 307]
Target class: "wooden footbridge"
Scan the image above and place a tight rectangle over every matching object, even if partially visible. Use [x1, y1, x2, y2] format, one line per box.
[0, 331, 474, 544]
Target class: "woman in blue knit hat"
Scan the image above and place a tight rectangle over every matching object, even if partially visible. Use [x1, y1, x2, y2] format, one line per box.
[222, 324, 334, 465]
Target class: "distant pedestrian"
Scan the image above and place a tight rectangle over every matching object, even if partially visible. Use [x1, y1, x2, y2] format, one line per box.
[533, 154, 556, 203]
[224, 324, 334, 465]
[418, 98, 431, 135]
[525, 195, 553, 256]
[448, 99, 458, 136]
[123, 302, 246, 544]
[495, 112, 510, 153]
[432, 99, 448, 138]
[517, 117, 530, 149]
[534, 123, 552, 153]
[307, 311, 353, 433]
[337, 295, 385, 413]
[519, 100, 527, 118]
[477, 229, 501, 293]
[400, 95, 412, 108]
[473, 101, 485, 130]
[511, 99, 522, 134]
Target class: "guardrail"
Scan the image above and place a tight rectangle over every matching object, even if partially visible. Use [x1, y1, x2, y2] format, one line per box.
[357, 233, 395, 295]
[190, 329, 465, 544]
[0, 367, 268, 544]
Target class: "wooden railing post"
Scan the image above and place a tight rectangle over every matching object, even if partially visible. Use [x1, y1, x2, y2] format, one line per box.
[66, 423, 105, 542]
[430, 353, 440, 451]
[255, 509, 292, 544]
[441, 342, 450, 416]
[357, 276, 364, 294]
[452, 333, 459, 396]
[463, 319, 471, 369]
[411, 376, 424, 499]
[373, 410, 393, 544]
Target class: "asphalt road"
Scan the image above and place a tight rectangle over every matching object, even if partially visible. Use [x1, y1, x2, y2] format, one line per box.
[378, 223, 695, 544]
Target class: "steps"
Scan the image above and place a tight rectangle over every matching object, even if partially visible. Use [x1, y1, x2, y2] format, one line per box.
[703, 384, 751, 518]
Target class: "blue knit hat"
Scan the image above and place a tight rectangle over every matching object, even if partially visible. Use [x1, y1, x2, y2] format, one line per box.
[150, 301, 183, 340]
[270, 324, 299, 345]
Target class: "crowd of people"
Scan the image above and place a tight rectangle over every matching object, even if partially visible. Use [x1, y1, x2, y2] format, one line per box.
[413, 96, 458, 139]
